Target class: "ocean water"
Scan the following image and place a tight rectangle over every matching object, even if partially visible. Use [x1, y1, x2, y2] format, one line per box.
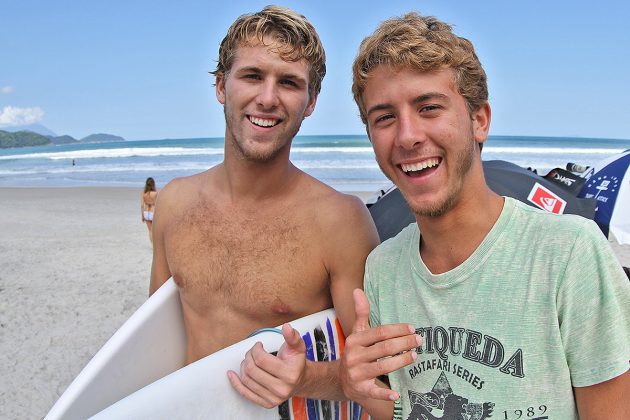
[1, 135, 629, 192]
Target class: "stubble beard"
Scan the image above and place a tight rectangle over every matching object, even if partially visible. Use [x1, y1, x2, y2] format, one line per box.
[224, 105, 299, 163]
[384, 130, 476, 218]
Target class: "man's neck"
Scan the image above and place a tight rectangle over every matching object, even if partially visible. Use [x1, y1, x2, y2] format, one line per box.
[417, 187, 504, 275]
[220, 150, 299, 205]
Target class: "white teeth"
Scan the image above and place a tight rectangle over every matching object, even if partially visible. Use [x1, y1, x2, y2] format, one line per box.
[401, 158, 440, 173]
[249, 116, 278, 127]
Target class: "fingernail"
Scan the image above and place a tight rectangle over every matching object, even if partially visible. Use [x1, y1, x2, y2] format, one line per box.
[411, 351, 417, 360]
[416, 334, 422, 346]
[389, 393, 399, 401]
[408, 324, 415, 333]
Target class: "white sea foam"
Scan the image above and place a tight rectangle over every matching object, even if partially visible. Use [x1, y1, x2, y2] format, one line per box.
[1, 136, 628, 188]
[4, 146, 624, 162]
[0, 146, 376, 161]
[293, 160, 379, 169]
[0, 160, 382, 177]
[484, 147, 626, 154]
[0, 162, 213, 176]
[291, 147, 375, 153]
[2, 145, 624, 161]
[0, 147, 225, 160]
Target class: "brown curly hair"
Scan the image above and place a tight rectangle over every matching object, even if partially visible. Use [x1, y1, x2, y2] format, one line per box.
[352, 12, 488, 124]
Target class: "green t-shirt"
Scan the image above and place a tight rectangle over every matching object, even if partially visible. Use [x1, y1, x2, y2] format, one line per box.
[365, 197, 630, 420]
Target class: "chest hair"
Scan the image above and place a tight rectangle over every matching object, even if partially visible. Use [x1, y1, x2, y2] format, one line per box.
[166, 201, 321, 312]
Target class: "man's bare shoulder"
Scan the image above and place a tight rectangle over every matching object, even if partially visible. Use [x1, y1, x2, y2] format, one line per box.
[297, 174, 377, 235]
[301, 174, 365, 209]
[157, 170, 217, 209]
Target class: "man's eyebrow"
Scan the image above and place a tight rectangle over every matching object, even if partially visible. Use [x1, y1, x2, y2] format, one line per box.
[366, 103, 393, 118]
[234, 66, 262, 74]
[413, 92, 450, 103]
[367, 92, 451, 118]
[278, 72, 308, 85]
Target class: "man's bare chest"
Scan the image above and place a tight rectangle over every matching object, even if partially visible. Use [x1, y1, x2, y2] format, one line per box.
[164, 210, 329, 314]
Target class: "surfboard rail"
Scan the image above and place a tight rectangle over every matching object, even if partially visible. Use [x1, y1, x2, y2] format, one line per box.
[45, 279, 187, 420]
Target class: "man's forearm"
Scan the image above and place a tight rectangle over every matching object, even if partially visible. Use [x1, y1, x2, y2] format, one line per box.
[296, 360, 345, 400]
[297, 361, 394, 419]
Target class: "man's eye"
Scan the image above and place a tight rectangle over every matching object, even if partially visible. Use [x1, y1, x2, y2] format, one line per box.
[280, 79, 298, 87]
[374, 114, 394, 124]
[420, 105, 440, 113]
[244, 74, 260, 80]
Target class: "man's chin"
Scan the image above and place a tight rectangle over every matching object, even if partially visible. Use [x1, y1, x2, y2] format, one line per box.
[240, 145, 286, 163]
[401, 191, 455, 219]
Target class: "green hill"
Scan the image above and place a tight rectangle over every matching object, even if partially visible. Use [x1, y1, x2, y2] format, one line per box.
[49, 135, 78, 145]
[0, 130, 52, 148]
[80, 133, 125, 143]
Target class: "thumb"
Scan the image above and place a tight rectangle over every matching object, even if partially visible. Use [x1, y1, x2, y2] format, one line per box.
[352, 288, 371, 334]
[278, 323, 305, 358]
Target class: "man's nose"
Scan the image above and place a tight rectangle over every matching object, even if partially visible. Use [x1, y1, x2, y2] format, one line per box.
[256, 80, 280, 109]
[395, 111, 427, 150]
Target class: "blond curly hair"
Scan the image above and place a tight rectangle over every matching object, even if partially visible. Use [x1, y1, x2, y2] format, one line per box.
[212, 5, 326, 97]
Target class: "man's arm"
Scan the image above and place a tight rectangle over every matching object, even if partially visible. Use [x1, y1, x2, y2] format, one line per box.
[327, 196, 380, 334]
[574, 369, 630, 419]
[292, 195, 382, 398]
[149, 184, 173, 296]
[228, 194, 380, 404]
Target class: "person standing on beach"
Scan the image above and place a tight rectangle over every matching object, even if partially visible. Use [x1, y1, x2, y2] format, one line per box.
[149, 4, 379, 404]
[140, 177, 158, 243]
[336, 12, 630, 419]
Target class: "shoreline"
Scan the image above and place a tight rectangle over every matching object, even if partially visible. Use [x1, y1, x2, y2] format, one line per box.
[1, 187, 628, 418]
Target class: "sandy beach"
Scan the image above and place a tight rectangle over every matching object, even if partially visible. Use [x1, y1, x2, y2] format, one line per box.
[1, 188, 152, 419]
[1, 187, 629, 419]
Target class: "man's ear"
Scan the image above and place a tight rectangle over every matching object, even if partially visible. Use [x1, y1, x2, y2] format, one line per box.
[216, 72, 226, 105]
[303, 93, 318, 118]
[472, 102, 491, 145]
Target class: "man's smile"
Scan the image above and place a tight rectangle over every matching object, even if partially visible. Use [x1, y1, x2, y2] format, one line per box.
[248, 115, 281, 127]
[400, 157, 441, 177]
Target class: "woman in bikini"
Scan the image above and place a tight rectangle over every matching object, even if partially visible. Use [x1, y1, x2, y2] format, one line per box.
[140, 177, 158, 243]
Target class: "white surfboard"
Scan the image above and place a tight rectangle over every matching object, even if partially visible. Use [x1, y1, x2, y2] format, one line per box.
[46, 279, 368, 419]
[45, 279, 186, 420]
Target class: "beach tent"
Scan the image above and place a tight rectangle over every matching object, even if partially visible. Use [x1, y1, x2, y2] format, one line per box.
[368, 160, 596, 242]
[483, 160, 595, 217]
[578, 150, 630, 244]
[367, 185, 416, 242]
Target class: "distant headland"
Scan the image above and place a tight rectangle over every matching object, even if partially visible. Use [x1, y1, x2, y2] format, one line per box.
[0, 125, 125, 149]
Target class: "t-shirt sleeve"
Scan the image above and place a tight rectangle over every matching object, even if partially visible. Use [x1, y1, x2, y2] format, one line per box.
[364, 256, 381, 328]
[557, 219, 630, 387]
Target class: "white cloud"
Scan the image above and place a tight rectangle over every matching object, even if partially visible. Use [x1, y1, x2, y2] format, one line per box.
[0, 106, 44, 126]
[1, 86, 14, 94]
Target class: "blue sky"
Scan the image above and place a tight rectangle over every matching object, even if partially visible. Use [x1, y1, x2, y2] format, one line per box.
[2, 0, 629, 141]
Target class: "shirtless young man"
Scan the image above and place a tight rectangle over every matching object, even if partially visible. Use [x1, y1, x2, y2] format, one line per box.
[338, 12, 630, 420]
[149, 4, 379, 394]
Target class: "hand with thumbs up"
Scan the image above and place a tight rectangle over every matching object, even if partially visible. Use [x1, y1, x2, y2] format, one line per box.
[340, 289, 421, 403]
[228, 323, 307, 408]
